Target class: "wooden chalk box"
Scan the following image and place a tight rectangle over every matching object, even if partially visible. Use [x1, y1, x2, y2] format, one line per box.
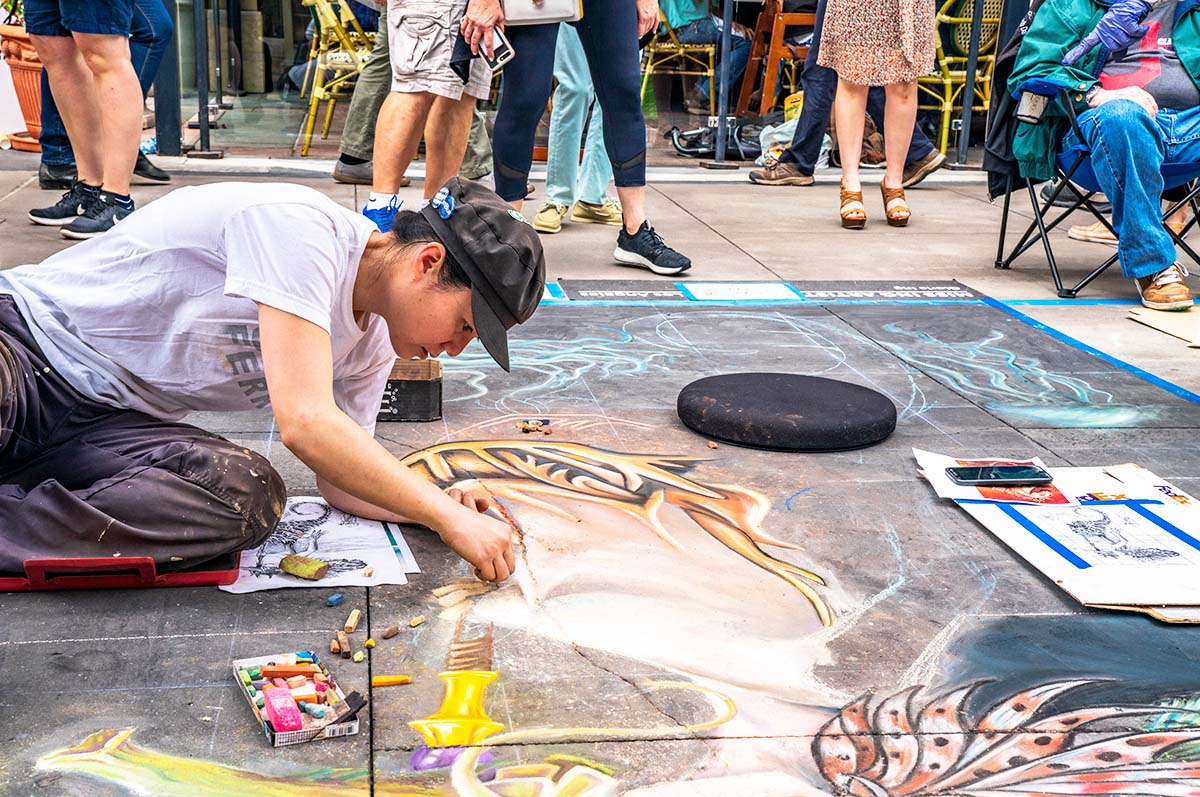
[376, 359, 442, 423]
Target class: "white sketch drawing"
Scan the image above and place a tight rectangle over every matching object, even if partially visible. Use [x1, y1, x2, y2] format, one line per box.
[1021, 504, 1196, 566]
[220, 497, 419, 594]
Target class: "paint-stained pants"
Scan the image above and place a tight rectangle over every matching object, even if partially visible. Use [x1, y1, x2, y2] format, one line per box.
[0, 296, 285, 575]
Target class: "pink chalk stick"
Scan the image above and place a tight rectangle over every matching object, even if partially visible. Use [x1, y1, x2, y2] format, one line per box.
[263, 688, 304, 732]
[314, 681, 328, 693]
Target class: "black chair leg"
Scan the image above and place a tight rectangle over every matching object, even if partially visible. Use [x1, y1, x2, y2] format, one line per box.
[995, 174, 1014, 269]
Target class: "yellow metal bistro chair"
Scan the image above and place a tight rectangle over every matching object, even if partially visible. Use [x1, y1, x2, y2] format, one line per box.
[640, 12, 717, 116]
[917, 0, 1002, 154]
[299, 0, 374, 156]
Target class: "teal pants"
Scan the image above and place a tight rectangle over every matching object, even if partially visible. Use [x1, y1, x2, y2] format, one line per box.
[544, 25, 612, 207]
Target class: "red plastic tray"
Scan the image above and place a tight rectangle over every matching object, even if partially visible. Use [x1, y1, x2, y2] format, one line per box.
[0, 554, 240, 592]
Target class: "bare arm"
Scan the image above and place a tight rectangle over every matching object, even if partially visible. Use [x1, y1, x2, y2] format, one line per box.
[259, 304, 515, 581]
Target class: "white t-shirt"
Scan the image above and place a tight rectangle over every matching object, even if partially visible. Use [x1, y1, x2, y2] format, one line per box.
[0, 182, 396, 434]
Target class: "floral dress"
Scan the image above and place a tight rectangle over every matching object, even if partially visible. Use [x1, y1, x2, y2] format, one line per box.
[817, 0, 937, 85]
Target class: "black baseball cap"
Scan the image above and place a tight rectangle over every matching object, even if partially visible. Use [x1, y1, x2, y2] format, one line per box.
[418, 177, 546, 371]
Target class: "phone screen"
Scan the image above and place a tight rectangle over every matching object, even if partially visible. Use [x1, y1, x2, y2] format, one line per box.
[483, 28, 514, 69]
[945, 465, 1053, 485]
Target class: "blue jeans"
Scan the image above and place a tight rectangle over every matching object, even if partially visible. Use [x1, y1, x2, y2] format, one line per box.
[1062, 100, 1200, 279]
[37, 0, 174, 167]
[545, 25, 613, 207]
[778, 0, 932, 173]
[674, 17, 752, 102]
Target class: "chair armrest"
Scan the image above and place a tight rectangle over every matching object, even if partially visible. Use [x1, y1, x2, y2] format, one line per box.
[1012, 79, 1071, 124]
[1013, 77, 1070, 98]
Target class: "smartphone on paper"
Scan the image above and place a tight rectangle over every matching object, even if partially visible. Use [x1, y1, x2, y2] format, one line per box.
[482, 27, 515, 70]
[945, 465, 1054, 486]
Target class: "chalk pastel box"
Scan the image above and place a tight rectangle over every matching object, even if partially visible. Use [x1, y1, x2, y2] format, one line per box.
[232, 652, 360, 747]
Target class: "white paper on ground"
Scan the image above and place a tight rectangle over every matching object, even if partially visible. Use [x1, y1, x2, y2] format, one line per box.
[220, 497, 419, 593]
[913, 448, 1079, 505]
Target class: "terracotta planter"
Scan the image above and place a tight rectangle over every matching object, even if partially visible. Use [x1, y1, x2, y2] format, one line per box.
[0, 22, 43, 151]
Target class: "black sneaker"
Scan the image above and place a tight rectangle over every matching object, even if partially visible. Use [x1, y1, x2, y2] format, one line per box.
[60, 193, 134, 240]
[28, 181, 97, 226]
[614, 221, 692, 275]
[38, 161, 78, 190]
[133, 151, 170, 183]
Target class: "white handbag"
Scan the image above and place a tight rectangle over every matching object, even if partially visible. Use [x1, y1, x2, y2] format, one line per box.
[502, 0, 582, 26]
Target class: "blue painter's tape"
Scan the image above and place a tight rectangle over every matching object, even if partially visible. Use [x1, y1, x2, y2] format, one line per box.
[992, 501, 1092, 569]
[983, 297, 1200, 406]
[1122, 500, 1200, 553]
[1005, 298, 1141, 306]
[544, 282, 568, 299]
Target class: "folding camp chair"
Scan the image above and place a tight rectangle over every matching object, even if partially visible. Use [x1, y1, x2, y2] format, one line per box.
[993, 78, 1200, 298]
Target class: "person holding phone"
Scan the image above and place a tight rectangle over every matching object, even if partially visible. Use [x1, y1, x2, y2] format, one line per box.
[360, 0, 494, 233]
[461, 0, 694, 276]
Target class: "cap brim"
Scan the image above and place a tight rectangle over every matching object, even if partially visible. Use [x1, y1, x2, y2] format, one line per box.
[471, 288, 511, 372]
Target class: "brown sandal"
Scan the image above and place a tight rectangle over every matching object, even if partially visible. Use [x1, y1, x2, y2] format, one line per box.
[840, 187, 867, 229]
[881, 184, 910, 227]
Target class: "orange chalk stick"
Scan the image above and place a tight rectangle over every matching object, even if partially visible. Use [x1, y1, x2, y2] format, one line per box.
[285, 675, 308, 689]
[261, 664, 318, 678]
[371, 675, 412, 687]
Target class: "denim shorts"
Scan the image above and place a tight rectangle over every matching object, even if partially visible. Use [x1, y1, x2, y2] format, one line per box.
[24, 0, 135, 37]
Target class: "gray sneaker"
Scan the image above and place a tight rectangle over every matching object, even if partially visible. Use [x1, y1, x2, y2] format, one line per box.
[60, 193, 134, 240]
[28, 182, 97, 226]
[333, 159, 373, 185]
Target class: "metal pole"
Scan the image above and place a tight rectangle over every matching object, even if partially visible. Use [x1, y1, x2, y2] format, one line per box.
[212, 0, 224, 106]
[153, 0, 182, 156]
[955, 0, 985, 164]
[194, 0, 212, 152]
[701, 0, 739, 168]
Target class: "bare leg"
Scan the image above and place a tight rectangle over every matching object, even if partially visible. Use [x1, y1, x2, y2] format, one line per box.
[30, 35, 103, 185]
[372, 91, 437, 195]
[882, 81, 918, 191]
[74, 32, 142, 196]
[615, 186, 645, 234]
[421, 95, 478, 200]
[833, 78, 869, 192]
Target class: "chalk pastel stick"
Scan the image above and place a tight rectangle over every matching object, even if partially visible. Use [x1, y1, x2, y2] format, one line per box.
[272, 678, 289, 689]
[263, 688, 304, 732]
[344, 609, 361, 633]
[291, 685, 318, 704]
[279, 554, 330, 580]
[248, 667, 262, 679]
[285, 675, 308, 689]
[352, 650, 365, 663]
[261, 664, 318, 678]
[313, 673, 328, 683]
[337, 631, 351, 658]
[381, 625, 400, 639]
[371, 675, 412, 687]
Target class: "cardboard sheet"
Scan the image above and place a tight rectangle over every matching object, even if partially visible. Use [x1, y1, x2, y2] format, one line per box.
[220, 497, 420, 594]
[1129, 306, 1200, 347]
[918, 451, 1200, 619]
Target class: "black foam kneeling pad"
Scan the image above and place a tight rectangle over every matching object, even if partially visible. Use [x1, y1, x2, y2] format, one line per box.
[677, 373, 897, 452]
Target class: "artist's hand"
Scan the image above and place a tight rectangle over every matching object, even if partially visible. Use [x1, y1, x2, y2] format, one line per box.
[637, 0, 659, 39]
[461, 0, 504, 58]
[1089, 85, 1158, 116]
[447, 484, 491, 514]
[439, 504, 515, 583]
[1062, 0, 1151, 65]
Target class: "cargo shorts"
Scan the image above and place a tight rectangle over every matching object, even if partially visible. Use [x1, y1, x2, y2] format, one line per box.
[387, 0, 492, 100]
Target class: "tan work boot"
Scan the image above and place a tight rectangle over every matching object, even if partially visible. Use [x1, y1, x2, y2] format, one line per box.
[901, 149, 947, 188]
[571, 197, 623, 226]
[532, 202, 569, 234]
[1067, 220, 1118, 246]
[749, 160, 815, 186]
[1135, 264, 1194, 310]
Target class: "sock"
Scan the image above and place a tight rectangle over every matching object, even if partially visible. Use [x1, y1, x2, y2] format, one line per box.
[77, 181, 101, 194]
[339, 154, 368, 166]
[101, 190, 134, 210]
[418, 198, 430, 210]
[366, 193, 399, 211]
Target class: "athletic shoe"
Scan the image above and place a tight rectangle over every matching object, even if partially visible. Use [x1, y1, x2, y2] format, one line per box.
[59, 192, 133, 239]
[362, 195, 402, 233]
[1135, 264, 1193, 310]
[1067, 220, 1117, 246]
[748, 160, 814, 186]
[901, 149, 946, 188]
[61, 192, 134, 239]
[28, 181, 96, 226]
[38, 162, 78, 190]
[332, 159, 413, 187]
[133, 151, 170, 183]
[532, 202, 569, 233]
[614, 222, 692, 275]
[570, 197, 623, 226]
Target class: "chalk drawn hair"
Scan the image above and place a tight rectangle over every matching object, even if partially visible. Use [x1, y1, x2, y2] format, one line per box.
[401, 439, 833, 626]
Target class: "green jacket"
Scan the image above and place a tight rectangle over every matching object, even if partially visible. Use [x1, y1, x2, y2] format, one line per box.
[1008, 0, 1200, 181]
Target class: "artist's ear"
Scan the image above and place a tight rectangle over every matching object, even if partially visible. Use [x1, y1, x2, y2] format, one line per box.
[413, 242, 446, 281]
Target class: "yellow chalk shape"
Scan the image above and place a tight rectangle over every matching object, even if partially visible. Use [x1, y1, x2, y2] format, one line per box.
[409, 615, 426, 628]
[352, 650, 365, 663]
[408, 670, 504, 747]
[344, 609, 361, 633]
[364, 638, 375, 649]
[363, 565, 375, 577]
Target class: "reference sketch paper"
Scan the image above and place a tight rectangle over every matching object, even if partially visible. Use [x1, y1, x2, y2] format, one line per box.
[917, 451, 1200, 612]
[221, 497, 421, 594]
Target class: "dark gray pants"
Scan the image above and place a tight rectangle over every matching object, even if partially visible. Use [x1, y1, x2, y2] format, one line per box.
[0, 296, 285, 575]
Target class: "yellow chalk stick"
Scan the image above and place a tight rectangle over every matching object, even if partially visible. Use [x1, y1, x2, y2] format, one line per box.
[371, 675, 412, 687]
